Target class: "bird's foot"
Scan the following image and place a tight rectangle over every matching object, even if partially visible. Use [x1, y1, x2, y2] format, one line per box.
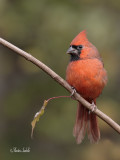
[89, 101, 97, 114]
[71, 87, 76, 96]
[70, 87, 76, 99]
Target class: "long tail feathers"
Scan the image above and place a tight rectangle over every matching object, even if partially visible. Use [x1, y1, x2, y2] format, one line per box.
[87, 112, 100, 143]
[73, 102, 100, 144]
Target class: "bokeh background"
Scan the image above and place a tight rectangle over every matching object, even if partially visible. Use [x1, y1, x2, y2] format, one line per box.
[0, 0, 120, 160]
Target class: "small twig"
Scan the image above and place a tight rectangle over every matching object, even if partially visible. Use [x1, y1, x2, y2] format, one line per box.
[0, 37, 120, 134]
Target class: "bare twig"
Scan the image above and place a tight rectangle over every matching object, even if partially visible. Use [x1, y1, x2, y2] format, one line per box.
[0, 37, 120, 134]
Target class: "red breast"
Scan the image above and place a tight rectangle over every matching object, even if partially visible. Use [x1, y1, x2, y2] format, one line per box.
[66, 59, 107, 100]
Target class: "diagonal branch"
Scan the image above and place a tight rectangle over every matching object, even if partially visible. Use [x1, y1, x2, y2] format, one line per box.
[0, 37, 120, 134]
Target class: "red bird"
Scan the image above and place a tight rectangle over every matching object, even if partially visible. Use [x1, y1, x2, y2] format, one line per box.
[66, 30, 107, 144]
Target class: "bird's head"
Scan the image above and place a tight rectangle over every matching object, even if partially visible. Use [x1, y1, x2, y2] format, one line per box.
[66, 30, 100, 61]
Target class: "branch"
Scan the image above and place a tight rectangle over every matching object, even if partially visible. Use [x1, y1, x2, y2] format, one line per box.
[0, 37, 120, 134]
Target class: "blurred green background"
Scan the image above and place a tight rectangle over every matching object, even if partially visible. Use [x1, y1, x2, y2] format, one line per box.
[0, 0, 120, 159]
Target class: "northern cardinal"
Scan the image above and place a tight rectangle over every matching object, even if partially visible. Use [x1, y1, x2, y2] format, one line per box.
[66, 30, 107, 144]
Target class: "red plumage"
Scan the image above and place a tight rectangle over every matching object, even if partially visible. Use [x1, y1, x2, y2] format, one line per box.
[66, 30, 107, 144]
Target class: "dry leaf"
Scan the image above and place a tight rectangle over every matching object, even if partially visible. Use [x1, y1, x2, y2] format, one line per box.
[31, 100, 48, 138]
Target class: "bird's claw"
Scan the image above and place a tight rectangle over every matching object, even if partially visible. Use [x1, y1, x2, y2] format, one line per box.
[89, 101, 97, 114]
[71, 87, 76, 97]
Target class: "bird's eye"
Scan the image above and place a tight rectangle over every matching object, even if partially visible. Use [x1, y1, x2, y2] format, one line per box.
[70, 45, 83, 50]
[77, 45, 83, 49]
